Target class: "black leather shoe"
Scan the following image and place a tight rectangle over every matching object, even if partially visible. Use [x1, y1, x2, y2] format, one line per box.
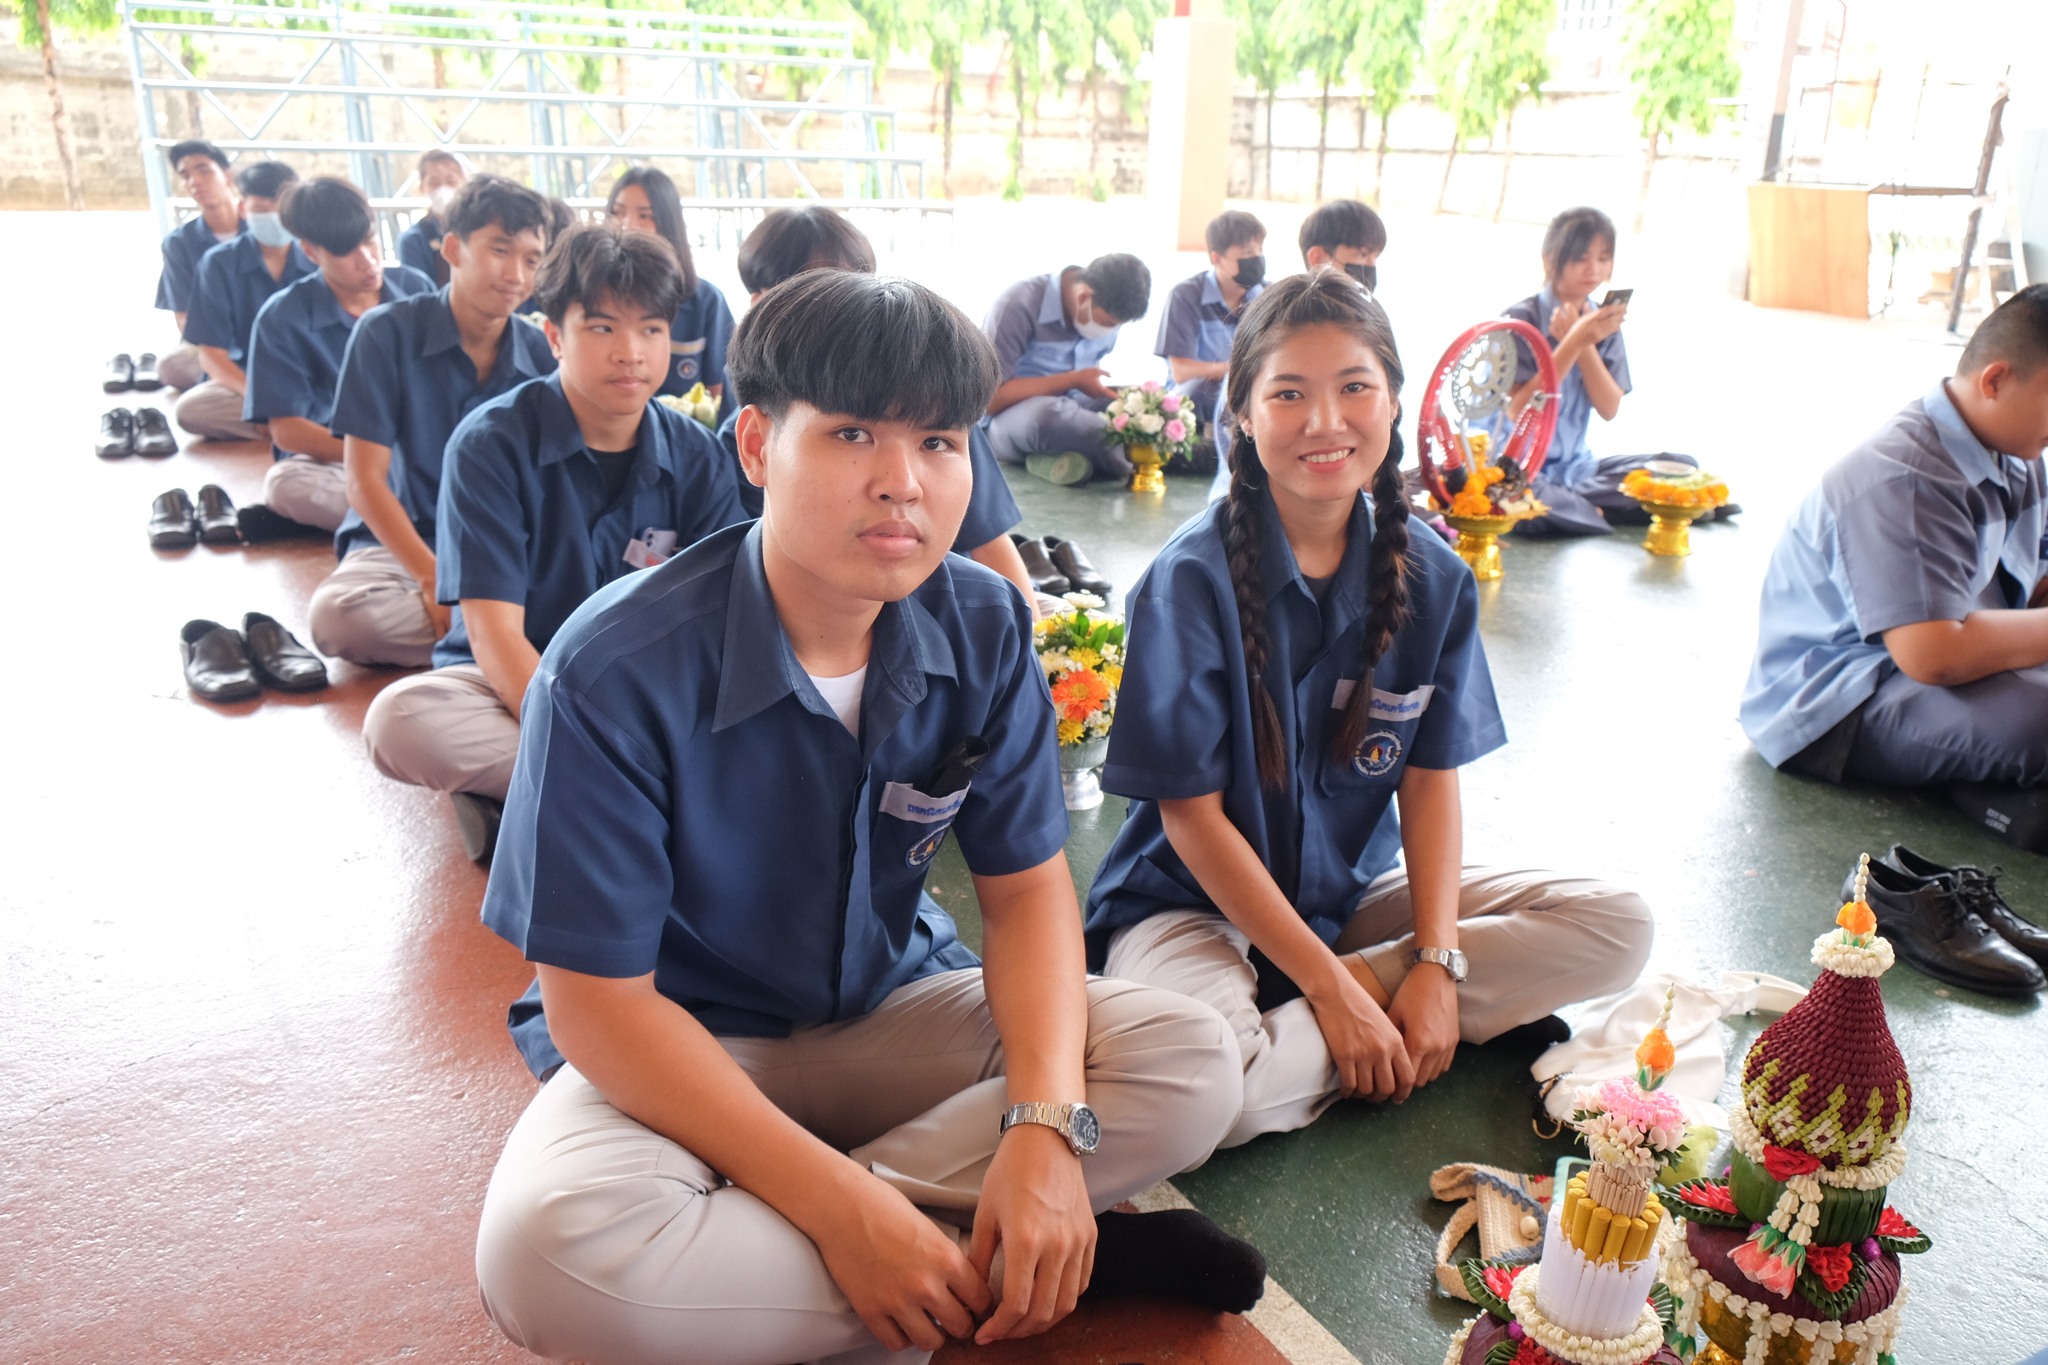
[103, 353, 135, 393]
[236, 502, 325, 543]
[180, 619, 261, 703]
[452, 792, 504, 865]
[1881, 844, 2048, 971]
[242, 612, 329, 692]
[96, 408, 135, 459]
[132, 353, 163, 391]
[148, 489, 199, 550]
[196, 484, 241, 545]
[1844, 857, 2044, 996]
[1043, 534, 1113, 598]
[1010, 534, 1071, 596]
[133, 406, 178, 457]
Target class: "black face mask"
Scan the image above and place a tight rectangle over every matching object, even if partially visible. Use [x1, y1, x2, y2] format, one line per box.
[1233, 255, 1266, 290]
[1343, 261, 1378, 293]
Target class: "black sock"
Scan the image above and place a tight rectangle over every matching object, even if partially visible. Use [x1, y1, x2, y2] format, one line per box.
[1081, 1208, 1266, 1314]
[1490, 1013, 1571, 1052]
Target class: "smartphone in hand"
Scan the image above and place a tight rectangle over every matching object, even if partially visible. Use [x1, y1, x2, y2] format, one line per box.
[1600, 288, 1634, 310]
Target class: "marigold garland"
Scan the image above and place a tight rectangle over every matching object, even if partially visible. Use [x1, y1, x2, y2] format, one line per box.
[1620, 468, 1730, 510]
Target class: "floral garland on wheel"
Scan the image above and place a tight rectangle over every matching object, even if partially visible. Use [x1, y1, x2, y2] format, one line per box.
[1033, 592, 1123, 748]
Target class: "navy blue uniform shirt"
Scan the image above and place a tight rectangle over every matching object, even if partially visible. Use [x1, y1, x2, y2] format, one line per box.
[484, 522, 1070, 1075]
[1153, 269, 1262, 369]
[433, 373, 751, 668]
[243, 265, 435, 442]
[327, 289, 558, 559]
[1083, 488, 1506, 963]
[183, 234, 316, 367]
[397, 216, 449, 287]
[155, 213, 246, 324]
[714, 409, 1019, 550]
[659, 277, 736, 401]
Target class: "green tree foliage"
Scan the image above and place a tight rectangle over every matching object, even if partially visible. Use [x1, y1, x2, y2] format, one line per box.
[986, 0, 1085, 200]
[914, 0, 982, 194]
[1228, 0, 1293, 199]
[1073, 0, 1162, 196]
[1622, 0, 1739, 229]
[1281, 0, 1363, 203]
[1427, 0, 1550, 218]
[1354, 0, 1425, 204]
[4, 0, 117, 208]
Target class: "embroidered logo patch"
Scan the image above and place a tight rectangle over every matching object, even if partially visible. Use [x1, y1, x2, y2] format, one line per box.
[907, 825, 952, 867]
[1353, 729, 1402, 778]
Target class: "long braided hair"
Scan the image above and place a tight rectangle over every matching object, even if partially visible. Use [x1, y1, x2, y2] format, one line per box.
[1222, 270, 1411, 792]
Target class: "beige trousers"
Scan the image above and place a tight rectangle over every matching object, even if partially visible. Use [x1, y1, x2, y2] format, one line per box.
[475, 971, 1241, 1365]
[262, 453, 349, 532]
[363, 663, 519, 799]
[172, 378, 265, 443]
[157, 344, 206, 393]
[1102, 864, 1654, 1149]
[307, 544, 438, 667]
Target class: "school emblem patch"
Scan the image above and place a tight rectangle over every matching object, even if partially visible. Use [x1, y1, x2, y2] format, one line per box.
[907, 824, 952, 867]
[1353, 730, 1402, 778]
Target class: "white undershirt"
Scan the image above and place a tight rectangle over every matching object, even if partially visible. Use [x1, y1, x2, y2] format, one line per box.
[808, 665, 867, 738]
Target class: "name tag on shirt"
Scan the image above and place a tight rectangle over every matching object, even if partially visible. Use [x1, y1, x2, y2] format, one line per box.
[1331, 680, 1435, 720]
[623, 528, 679, 570]
[879, 782, 970, 824]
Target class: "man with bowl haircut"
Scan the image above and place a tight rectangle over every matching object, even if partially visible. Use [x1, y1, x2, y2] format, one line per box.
[475, 271, 1262, 1365]
[308, 174, 557, 667]
[361, 224, 747, 856]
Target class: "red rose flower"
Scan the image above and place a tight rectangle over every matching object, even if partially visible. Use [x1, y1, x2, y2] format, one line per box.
[1878, 1207, 1922, 1240]
[1762, 1144, 1823, 1181]
[1807, 1243, 1853, 1293]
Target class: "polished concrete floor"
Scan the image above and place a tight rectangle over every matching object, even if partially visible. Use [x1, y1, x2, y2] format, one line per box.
[6, 207, 2046, 1363]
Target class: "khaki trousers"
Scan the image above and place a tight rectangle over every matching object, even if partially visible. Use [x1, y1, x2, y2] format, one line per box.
[262, 453, 349, 532]
[157, 344, 205, 393]
[307, 544, 437, 667]
[1103, 864, 1654, 1149]
[362, 663, 519, 799]
[475, 971, 1240, 1365]
[172, 379, 265, 443]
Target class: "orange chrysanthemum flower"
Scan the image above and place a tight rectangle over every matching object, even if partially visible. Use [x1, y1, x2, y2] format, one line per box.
[1050, 668, 1112, 723]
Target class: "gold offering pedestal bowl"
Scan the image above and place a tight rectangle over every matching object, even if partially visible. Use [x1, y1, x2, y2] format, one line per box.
[1127, 443, 1165, 494]
[1631, 497, 1717, 557]
[1440, 511, 1533, 581]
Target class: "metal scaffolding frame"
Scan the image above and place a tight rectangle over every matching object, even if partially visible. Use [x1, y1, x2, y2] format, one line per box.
[123, 0, 946, 247]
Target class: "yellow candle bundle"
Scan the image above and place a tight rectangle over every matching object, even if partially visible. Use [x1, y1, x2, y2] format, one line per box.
[1561, 1176, 1665, 1263]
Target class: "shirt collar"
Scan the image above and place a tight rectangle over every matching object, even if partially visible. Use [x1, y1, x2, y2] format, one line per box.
[1037, 270, 1074, 331]
[1250, 481, 1374, 624]
[533, 373, 668, 491]
[712, 524, 958, 734]
[420, 289, 550, 383]
[1200, 269, 1226, 309]
[1924, 379, 2013, 491]
[306, 269, 405, 334]
[237, 234, 309, 280]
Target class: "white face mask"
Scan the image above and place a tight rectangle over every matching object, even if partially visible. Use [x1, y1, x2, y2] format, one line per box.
[246, 211, 294, 249]
[1073, 295, 1117, 340]
[428, 185, 457, 216]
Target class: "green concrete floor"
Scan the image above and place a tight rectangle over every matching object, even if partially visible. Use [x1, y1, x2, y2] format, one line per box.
[928, 456, 2048, 1362]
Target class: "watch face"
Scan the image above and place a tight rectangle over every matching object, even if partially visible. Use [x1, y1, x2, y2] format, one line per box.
[1068, 1104, 1101, 1152]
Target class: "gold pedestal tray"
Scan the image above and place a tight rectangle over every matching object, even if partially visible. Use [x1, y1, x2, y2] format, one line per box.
[1127, 443, 1165, 494]
[1440, 511, 1527, 581]
[1633, 498, 1716, 557]
[1698, 1292, 1822, 1365]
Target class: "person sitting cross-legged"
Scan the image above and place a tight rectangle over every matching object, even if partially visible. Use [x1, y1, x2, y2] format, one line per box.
[176, 159, 310, 443]
[152, 139, 244, 394]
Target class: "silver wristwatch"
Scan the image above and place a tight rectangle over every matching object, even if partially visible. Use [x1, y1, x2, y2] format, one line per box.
[1413, 945, 1469, 983]
[997, 1101, 1100, 1156]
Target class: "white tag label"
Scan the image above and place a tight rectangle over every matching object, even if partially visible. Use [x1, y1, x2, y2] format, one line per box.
[1331, 680, 1435, 720]
[623, 528, 680, 570]
[879, 781, 969, 824]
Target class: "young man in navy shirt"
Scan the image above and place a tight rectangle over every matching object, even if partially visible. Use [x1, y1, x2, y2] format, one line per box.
[1155, 209, 1266, 436]
[397, 148, 467, 288]
[153, 140, 244, 394]
[981, 254, 1151, 484]
[176, 159, 310, 443]
[474, 271, 1260, 1365]
[241, 177, 434, 537]
[308, 175, 557, 667]
[362, 225, 747, 855]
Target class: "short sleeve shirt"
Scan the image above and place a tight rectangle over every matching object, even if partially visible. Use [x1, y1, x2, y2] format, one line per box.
[982, 270, 1117, 385]
[183, 234, 316, 367]
[243, 265, 435, 440]
[482, 523, 1070, 1066]
[328, 290, 559, 559]
[1503, 288, 1631, 489]
[659, 277, 737, 399]
[1153, 269, 1262, 372]
[1739, 382, 2046, 766]
[397, 216, 448, 287]
[1083, 489, 1506, 961]
[155, 214, 245, 322]
[432, 373, 751, 667]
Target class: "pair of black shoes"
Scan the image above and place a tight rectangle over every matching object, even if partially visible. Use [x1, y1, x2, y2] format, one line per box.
[179, 614, 329, 703]
[1012, 534, 1111, 599]
[104, 353, 164, 393]
[150, 486, 239, 549]
[99, 407, 179, 458]
[1848, 845, 2048, 997]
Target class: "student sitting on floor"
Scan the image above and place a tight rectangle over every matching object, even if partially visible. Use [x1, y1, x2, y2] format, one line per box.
[1086, 271, 1653, 1148]
[361, 225, 748, 858]
[718, 205, 1039, 608]
[605, 166, 736, 409]
[1156, 209, 1266, 450]
[239, 177, 435, 539]
[176, 159, 310, 443]
[308, 175, 557, 667]
[473, 271, 1263, 1365]
[1742, 285, 2048, 800]
[397, 149, 468, 288]
[153, 140, 244, 395]
[981, 254, 1152, 485]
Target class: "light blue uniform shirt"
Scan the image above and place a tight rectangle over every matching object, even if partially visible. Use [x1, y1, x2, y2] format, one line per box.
[983, 271, 1117, 385]
[1503, 287, 1632, 489]
[1153, 268, 1261, 375]
[1740, 382, 2046, 767]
